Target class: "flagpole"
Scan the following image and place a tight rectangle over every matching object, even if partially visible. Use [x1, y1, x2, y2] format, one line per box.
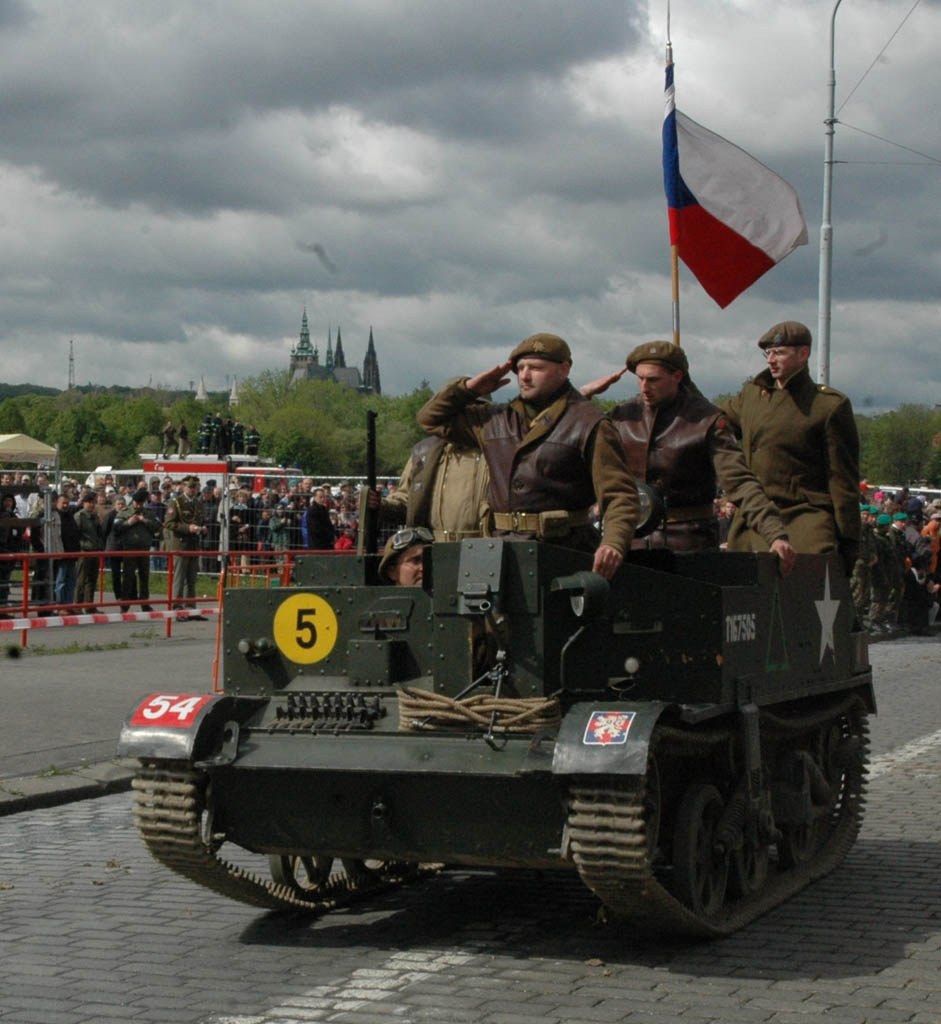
[671, 244, 680, 345]
[817, 0, 843, 386]
[666, 13, 680, 346]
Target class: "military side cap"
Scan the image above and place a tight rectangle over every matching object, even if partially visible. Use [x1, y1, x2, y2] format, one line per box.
[758, 321, 812, 350]
[877, 514, 892, 525]
[626, 340, 689, 375]
[509, 333, 571, 369]
[132, 488, 149, 504]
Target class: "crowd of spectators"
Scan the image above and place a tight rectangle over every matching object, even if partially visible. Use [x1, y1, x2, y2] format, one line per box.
[0, 469, 394, 612]
[3, 464, 941, 638]
[715, 482, 941, 637]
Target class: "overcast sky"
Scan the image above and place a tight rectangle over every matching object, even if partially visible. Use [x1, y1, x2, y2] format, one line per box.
[0, 0, 938, 411]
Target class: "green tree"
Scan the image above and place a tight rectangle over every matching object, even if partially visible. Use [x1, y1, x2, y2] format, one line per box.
[0, 400, 26, 433]
[100, 395, 164, 459]
[861, 405, 941, 485]
[50, 405, 111, 466]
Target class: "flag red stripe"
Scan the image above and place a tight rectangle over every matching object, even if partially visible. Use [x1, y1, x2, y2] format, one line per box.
[672, 205, 775, 309]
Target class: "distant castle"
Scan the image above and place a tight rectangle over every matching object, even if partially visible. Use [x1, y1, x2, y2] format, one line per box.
[289, 310, 381, 395]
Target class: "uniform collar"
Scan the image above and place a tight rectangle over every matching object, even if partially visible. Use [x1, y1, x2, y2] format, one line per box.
[753, 364, 813, 393]
[511, 382, 575, 448]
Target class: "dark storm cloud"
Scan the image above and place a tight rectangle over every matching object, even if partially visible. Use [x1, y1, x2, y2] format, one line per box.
[0, 1, 645, 213]
[0, 0, 938, 411]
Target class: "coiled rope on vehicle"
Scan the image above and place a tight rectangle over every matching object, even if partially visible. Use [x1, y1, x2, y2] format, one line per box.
[397, 687, 561, 733]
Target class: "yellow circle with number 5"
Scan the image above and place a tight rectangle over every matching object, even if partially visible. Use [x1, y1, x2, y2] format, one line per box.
[273, 593, 339, 664]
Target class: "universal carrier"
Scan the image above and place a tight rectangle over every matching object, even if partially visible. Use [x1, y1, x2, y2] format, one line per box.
[120, 541, 873, 936]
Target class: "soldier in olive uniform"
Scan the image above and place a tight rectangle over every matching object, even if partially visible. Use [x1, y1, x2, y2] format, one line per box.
[719, 322, 860, 573]
[74, 492, 104, 611]
[164, 474, 208, 610]
[851, 505, 878, 628]
[886, 514, 910, 628]
[868, 513, 896, 633]
[417, 332, 639, 580]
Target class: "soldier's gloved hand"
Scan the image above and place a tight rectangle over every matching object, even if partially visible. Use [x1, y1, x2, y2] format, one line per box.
[770, 538, 797, 576]
[592, 544, 623, 581]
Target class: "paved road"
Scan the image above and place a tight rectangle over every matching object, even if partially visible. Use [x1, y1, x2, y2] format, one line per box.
[0, 636, 939, 1023]
[0, 619, 216, 802]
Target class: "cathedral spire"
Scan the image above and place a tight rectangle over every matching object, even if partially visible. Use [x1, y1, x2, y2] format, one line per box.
[334, 326, 346, 368]
[325, 326, 334, 370]
[363, 327, 381, 395]
[292, 307, 314, 356]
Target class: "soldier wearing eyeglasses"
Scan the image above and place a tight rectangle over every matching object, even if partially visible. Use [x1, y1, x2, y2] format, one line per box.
[719, 321, 860, 573]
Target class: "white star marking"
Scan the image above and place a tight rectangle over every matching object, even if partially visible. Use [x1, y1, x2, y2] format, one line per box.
[814, 564, 840, 663]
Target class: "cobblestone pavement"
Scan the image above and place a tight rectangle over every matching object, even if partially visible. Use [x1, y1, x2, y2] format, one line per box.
[0, 645, 939, 1024]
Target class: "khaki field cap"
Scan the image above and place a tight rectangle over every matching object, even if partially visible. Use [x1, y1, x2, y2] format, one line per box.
[509, 333, 572, 369]
[626, 340, 689, 376]
[757, 321, 813, 350]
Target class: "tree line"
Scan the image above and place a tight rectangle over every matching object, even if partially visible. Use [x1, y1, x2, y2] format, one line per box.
[1, 372, 940, 486]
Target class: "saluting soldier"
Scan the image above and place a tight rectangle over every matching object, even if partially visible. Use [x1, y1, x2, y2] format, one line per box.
[417, 332, 639, 580]
[581, 340, 795, 570]
[719, 322, 860, 573]
[163, 475, 208, 611]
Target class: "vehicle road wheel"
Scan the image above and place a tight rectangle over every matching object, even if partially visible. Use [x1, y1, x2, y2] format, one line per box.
[268, 854, 334, 895]
[730, 833, 770, 897]
[341, 858, 384, 886]
[672, 783, 729, 918]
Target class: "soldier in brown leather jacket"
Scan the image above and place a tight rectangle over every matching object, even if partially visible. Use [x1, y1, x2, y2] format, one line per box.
[417, 333, 639, 580]
[581, 341, 795, 572]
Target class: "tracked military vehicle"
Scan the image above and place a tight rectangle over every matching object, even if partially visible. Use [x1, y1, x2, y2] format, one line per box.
[119, 541, 873, 936]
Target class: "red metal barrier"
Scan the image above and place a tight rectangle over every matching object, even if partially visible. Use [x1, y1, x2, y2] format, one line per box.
[0, 547, 346, 647]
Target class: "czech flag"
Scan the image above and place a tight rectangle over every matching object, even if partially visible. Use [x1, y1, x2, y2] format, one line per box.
[662, 60, 808, 308]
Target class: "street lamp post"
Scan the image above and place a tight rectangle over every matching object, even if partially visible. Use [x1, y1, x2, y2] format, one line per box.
[817, 0, 844, 386]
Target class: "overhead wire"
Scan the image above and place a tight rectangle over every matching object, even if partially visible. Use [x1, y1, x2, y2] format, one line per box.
[836, 0, 922, 116]
[833, 0, 938, 167]
[837, 122, 941, 166]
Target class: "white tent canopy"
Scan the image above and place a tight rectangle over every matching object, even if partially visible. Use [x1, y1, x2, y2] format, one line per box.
[0, 433, 57, 463]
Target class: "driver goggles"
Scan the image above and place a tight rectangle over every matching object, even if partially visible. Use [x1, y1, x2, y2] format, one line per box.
[389, 526, 434, 551]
